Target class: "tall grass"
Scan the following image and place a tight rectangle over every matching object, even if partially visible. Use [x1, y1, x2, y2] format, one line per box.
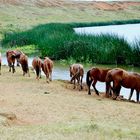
[2, 20, 140, 65]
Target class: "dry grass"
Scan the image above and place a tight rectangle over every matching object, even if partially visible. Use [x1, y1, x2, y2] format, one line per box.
[0, 65, 139, 139]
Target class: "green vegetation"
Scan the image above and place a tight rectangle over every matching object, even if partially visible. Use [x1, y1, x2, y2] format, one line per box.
[2, 20, 140, 65]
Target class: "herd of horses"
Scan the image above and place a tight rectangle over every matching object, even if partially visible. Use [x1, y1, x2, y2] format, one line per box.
[0, 50, 140, 103]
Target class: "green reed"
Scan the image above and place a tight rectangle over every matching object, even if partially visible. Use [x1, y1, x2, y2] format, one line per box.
[2, 21, 140, 65]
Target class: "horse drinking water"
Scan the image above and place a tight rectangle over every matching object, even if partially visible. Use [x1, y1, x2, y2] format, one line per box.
[106, 68, 140, 102]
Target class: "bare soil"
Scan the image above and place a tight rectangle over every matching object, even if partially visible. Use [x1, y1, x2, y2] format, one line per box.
[0, 65, 139, 127]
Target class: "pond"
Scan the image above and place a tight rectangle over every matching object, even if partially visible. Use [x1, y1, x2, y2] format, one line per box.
[2, 55, 140, 101]
[74, 23, 140, 44]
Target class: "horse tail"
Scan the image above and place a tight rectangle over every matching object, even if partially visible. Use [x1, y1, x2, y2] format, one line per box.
[71, 66, 80, 81]
[86, 70, 92, 87]
[36, 59, 41, 78]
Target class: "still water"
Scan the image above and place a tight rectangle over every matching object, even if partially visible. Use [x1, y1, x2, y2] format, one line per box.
[2, 56, 140, 101]
[74, 23, 140, 44]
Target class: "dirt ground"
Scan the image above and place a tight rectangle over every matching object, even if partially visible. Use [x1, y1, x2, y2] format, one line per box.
[0, 65, 139, 126]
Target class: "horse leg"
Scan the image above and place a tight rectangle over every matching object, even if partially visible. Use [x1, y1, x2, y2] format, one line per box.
[136, 90, 139, 102]
[73, 78, 76, 89]
[80, 76, 83, 90]
[92, 80, 99, 96]
[17, 59, 20, 66]
[106, 82, 111, 98]
[128, 89, 134, 101]
[50, 71, 52, 81]
[112, 81, 121, 100]
[12, 63, 15, 73]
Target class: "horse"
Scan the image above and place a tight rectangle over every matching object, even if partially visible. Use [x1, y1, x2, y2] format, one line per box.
[0, 52, 1, 75]
[128, 73, 140, 102]
[42, 57, 53, 83]
[19, 54, 30, 77]
[14, 50, 24, 66]
[105, 68, 140, 102]
[6, 50, 16, 73]
[69, 64, 84, 90]
[6, 50, 24, 73]
[86, 67, 111, 95]
[32, 57, 43, 80]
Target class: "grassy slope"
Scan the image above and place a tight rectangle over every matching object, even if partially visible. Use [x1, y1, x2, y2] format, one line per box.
[0, 2, 140, 32]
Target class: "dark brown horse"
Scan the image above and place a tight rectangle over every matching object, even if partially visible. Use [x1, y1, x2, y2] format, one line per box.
[106, 68, 140, 102]
[19, 54, 30, 76]
[69, 64, 84, 90]
[42, 57, 53, 83]
[32, 57, 43, 80]
[0, 52, 1, 75]
[86, 67, 111, 95]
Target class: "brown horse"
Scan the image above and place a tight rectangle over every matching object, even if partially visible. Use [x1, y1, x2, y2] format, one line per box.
[86, 67, 111, 95]
[106, 68, 140, 102]
[128, 73, 140, 102]
[0, 52, 1, 75]
[6, 50, 24, 73]
[19, 54, 30, 76]
[42, 57, 53, 83]
[6, 50, 16, 73]
[32, 57, 43, 80]
[69, 64, 84, 90]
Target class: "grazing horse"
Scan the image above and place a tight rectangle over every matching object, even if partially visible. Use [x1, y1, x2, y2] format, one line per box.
[0, 52, 1, 75]
[106, 68, 140, 102]
[69, 64, 84, 90]
[42, 57, 53, 83]
[86, 67, 111, 95]
[32, 57, 43, 80]
[19, 54, 30, 76]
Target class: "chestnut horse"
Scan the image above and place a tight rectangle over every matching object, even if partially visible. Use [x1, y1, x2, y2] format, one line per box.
[69, 64, 84, 90]
[0, 52, 1, 75]
[6, 50, 16, 73]
[42, 57, 53, 83]
[19, 54, 30, 76]
[106, 68, 140, 102]
[6, 50, 24, 73]
[32, 57, 43, 80]
[86, 67, 111, 95]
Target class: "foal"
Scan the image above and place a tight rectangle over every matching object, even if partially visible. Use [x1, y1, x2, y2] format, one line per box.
[69, 64, 84, 90]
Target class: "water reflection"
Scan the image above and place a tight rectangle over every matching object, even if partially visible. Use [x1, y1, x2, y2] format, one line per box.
[2, 55, 140, 101]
